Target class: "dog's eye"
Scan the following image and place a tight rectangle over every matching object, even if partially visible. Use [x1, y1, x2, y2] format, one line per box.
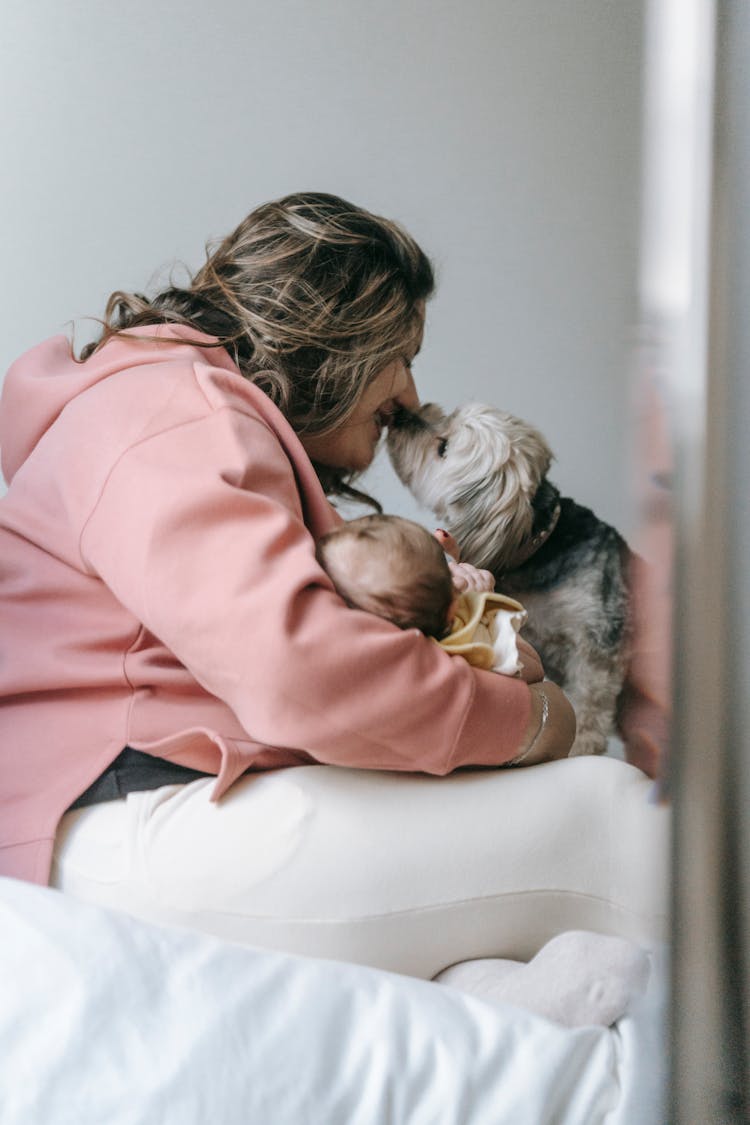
[436, 437, 448, 458]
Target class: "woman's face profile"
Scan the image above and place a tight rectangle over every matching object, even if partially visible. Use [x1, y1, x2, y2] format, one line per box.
[300, 355, 419, 472]
[300, 300, 424, 474]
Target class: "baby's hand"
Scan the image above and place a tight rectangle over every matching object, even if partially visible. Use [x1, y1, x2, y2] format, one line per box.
[448, 560, 495, 594]
[434, 528, 495, 594]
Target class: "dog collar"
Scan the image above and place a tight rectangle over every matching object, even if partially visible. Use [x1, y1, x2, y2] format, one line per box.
[507, 501, 561, 569]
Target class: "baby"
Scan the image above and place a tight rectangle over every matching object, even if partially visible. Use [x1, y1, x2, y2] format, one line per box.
[316, 514, 529, 676]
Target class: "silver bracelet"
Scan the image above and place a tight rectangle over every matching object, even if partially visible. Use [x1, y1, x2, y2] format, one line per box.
[506, 687, 549, 766]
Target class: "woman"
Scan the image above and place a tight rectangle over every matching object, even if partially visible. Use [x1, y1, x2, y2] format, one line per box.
[0, 192, 666, 976]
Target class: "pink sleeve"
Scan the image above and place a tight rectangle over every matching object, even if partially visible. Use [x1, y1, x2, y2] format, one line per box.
[81, 407, 530, 775]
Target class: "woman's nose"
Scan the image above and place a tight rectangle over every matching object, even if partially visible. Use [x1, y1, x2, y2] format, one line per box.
[394, 366, 420, 412]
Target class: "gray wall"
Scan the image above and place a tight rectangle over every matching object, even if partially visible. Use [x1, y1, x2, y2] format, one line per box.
[1, 0, 644, 534]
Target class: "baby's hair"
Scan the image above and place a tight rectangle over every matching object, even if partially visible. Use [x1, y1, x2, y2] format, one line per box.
[317, 514, 454, 638]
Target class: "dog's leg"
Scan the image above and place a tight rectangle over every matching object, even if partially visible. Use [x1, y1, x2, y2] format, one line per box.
[563, 653, 626, 757]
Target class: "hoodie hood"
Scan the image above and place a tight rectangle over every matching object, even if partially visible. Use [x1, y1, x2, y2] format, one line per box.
[0, 325, 238, 484]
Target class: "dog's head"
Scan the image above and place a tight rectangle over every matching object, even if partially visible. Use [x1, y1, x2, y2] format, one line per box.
[387, 402, 555, 572]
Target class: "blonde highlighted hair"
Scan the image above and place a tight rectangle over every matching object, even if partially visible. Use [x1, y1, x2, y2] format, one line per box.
[78, 192, 434, 503]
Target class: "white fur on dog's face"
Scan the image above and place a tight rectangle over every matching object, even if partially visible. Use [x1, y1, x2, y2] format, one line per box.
[387, 402, 553, 571]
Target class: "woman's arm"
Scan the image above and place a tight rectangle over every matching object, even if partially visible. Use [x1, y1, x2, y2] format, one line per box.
[80, 393, 560, 777]
[515, 638, 544, 684]
[510, 682, 576, 766]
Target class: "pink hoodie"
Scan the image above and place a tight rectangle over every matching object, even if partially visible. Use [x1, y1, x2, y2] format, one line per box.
[0, 326, 530, 884]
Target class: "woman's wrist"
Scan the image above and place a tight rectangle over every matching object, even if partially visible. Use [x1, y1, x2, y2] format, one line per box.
[508, 682, 576, 766]
[510, 687, 549, 764]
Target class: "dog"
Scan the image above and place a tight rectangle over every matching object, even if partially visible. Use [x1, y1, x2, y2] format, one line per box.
[387, 402, 633, 757]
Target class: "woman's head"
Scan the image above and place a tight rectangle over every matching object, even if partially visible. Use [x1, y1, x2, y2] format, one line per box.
[82, 192, 434, 485]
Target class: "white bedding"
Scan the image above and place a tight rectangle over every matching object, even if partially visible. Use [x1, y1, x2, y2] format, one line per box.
[0, 877, 666, 1124]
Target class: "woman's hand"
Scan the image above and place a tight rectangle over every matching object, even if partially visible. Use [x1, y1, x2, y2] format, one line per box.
[516, 637, 544, 683]
[434, 528, 495, 594]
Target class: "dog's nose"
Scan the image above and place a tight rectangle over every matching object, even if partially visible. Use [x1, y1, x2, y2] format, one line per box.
[418, 402, 447, 427]
[388, 405, 428, 431]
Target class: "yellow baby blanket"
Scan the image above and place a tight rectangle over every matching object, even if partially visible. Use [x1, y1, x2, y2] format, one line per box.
[439, 590, 527, 674]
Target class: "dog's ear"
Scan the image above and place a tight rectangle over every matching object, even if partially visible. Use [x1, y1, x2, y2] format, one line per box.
[449, 478, 489, 509]
[445, 496, 510, 572]
[446, 467, 535, 571]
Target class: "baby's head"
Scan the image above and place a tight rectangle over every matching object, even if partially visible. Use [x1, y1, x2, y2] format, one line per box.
[317, 514, 454, 638]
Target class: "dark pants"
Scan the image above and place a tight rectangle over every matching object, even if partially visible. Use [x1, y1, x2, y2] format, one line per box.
[68, 748, 212, 810]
